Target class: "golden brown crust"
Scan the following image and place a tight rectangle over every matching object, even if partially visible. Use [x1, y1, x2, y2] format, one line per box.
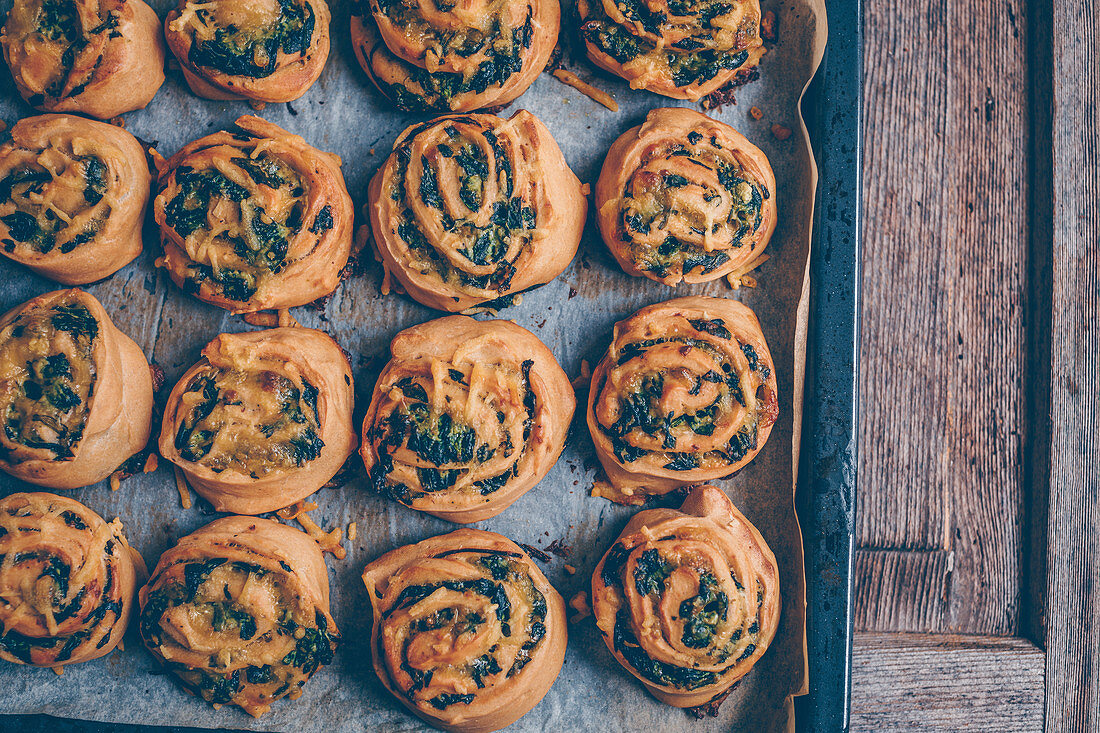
[586, 296, 778, 503]
[591, 485, 780, 707]
[361, 316, 574, 523]
[0, 114, 150, 284]
[368, 110, 586, 312]
[362, 528, 567, 733]
[0, 289, 154, 489]
[595, 108, 776, 286]
[164, 0, 331, 103]
[578, 0, 764, 99]
[153, 115, 354, 313]
[1, 0, 165, 118]
[138, 516, 339, 717]
[349, 0, 558, 113]
[0, 491, 141, 667]
[159, 326, 356, 515]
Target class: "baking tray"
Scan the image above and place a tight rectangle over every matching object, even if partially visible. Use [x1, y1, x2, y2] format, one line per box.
[0, 0, 858, 728]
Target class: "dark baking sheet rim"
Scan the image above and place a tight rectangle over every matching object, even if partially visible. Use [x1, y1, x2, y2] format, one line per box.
[794, 0, 860, 729]
[3, 0, 860, 729]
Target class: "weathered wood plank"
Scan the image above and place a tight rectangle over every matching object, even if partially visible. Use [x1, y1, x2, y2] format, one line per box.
[853, 550, 950, 632]
[1044, 0, 1100, 729]
[860, 0, 1027, 634]
[851, 632, 1045, 732]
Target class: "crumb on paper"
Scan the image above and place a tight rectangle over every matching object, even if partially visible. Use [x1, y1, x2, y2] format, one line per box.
[551, 69, 619, 111]
[108, 116, 125, 128]
[564, 564, 576, 575]
[571, 359, 592, 390]
[0, 120, 7, 134]
[243, 311, 279, 328]
[760, 10, 778, 42]
[369, 148, 375, 156]
[52, 666, 64, 675]
[568, 592, 592, 624]
[143, 453, 158, 473]
[749, 106, 764, 120]
[771, 123, 792, 141]
[109, 472, 122, 491]
[277, 309, 301, 328]
[280, 501, 346, 559]
[347, 522, 357, 541]
[173, 467, 193, 509]
[248, 100, 266, 112]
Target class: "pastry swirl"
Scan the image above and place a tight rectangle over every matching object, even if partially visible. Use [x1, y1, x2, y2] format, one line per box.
[164, 0, 331, 103]
[595, 108, 776, 285]
[1, 0, 165, 119]
[0, 491, 141, 668]
[0, 114, 150, 284]
[138, 516, 339, 717]
[361, 316, 574, 523]
[591, 485, 780, 707]
[578, 0, 763, 99]
[587, 296, 777, 503]
[153, 115, 353, 313]
[0, 289, 154, 489]
[362, 528, 567, 732]
[350, 0, 558, 112]
[368, 111, 585, 312]
[159, 327, 356, 515]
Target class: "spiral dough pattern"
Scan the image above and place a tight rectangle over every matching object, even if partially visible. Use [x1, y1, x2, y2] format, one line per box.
[362, 528, 567, 732]
[587, 296, 778, 503]
[0, 492, 141, 668]
[591, 486, 780, 708]
[595, 108, 776, 286]
[368, 110, 585, 312]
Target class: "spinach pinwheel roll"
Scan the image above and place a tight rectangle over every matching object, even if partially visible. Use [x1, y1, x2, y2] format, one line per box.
[0, 289, 154, 489]
[0, 114, 150, 284]
[164, 0, 331, 103]
[159, 327, 356, 515]
[153, 116, 353, 313]
[0, 492, 142, 668]
[587, 296, 777, 503]
[349, 0, 558, 113]
[138, 516, 339, 717]
[591, 485, 780, 707]
[361, 316, 574, 523]
[578, 0, 764, 99]
[368, 111, 585, 312]
[595, 108, 776, 286]
[1, 0, 165, 119]
[362, 528, 567, 732]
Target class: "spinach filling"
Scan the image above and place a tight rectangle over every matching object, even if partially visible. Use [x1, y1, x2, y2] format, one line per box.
[1, 303, 96, 460]
[142, 561, 336, 706]
[166, 153, 310, 302]
[188, 0, 316, 79]
[603, 544, 758, 686]
[388, 551, 548, 705]
[601, 330, 769, 468]
[0, 158, 106, 255]
[621, 153, 767, 278]
[173, 370, 324, 473]
[369, 363, 534, 502]
[364, 1, 535, 111]
[28, 0, 121, 98]
[582, 0, 756, 89]
[390, 125, 535, 294]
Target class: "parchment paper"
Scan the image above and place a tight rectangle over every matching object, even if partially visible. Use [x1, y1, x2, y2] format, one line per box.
[0, 0, 825, 729]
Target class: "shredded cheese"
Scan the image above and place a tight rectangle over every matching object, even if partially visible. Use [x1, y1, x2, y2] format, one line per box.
[277, 309, 300, 328]
[278, 501, 346, 559]
[568, 592, 592, 624]
[173, 467, 193, 509]
[143, 453, 158, 473]
[552, 69, 619, 111]
[571, 359, 592, 390]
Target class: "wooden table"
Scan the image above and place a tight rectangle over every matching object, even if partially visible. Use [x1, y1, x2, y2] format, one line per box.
[850, 0, 1095, 729]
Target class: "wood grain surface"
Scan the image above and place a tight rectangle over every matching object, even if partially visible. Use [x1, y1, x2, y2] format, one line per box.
[1042, 0, 1100, 730]
[851, 633, 1044, 731]
[858, 0, 1028, 637]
